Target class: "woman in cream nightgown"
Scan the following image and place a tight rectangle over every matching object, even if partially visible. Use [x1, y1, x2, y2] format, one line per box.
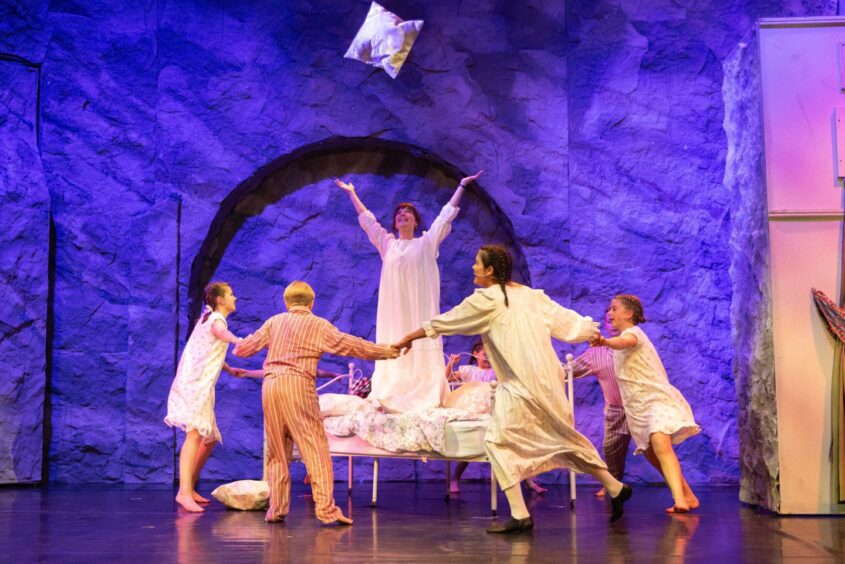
[334, 171, 481, 413]
[395, 245, 633, 533]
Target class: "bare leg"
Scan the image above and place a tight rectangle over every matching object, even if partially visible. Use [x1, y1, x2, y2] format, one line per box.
[648, 433, 690, 513]
[644, 445, 698, 509]
[451, 462, 469, 493]
[176, 431, 205, 512]
[191, 440, 216, 504]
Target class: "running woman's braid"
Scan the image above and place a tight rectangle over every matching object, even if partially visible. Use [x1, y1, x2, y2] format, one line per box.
[480, 245, 513, 307]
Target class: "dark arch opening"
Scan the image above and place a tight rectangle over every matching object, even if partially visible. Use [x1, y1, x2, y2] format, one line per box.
[188, 136, 531, 326]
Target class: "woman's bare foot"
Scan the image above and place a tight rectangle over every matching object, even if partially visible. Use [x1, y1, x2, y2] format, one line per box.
[595, 487, 607, 497]
[665, 503, 690, 514]
[526, 479, 547, 495]
[175, 493, 205, 513]
[192, 491, 211, 504]
[450, 480, 460, 494]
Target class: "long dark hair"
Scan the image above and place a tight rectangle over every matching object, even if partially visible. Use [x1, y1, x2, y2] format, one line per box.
[469, 341, 484, 365]
[479, 245, 513, 307]
[201, 281, 231, 323]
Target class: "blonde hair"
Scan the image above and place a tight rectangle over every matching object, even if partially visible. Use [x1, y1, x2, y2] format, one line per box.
[284, 281, 315, 307]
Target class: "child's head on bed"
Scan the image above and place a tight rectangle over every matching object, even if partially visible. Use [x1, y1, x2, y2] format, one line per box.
[284, 281, 315, 309]
[469, 341, 490, 369]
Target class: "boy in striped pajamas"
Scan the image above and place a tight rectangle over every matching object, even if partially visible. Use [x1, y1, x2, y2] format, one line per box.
[571, 310, 631, 497]
[234, 281, 398, 525]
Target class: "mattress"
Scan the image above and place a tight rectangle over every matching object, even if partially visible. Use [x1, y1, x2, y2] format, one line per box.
[324, 419, 488, 460]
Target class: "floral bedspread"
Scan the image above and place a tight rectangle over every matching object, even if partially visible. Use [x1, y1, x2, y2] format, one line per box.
[323, 407, 488, 455]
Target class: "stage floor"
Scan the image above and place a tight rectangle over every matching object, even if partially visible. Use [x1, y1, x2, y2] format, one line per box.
[1, 482, 843, 562]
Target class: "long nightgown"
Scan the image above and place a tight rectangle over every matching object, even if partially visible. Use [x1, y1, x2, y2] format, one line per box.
[357, 203, 458, 413]
[423, 284, 608, 490]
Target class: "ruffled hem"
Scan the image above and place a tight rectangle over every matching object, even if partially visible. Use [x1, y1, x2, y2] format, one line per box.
[632, 424, 700, 455]
[164, 416, 222, 444]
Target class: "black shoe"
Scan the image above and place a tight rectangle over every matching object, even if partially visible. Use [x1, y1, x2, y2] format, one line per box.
[486, 516, 534, 534]
[610, 484, 632, 523]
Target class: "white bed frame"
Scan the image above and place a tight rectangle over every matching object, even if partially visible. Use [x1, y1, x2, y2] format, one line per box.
[290, 354, 578, 515]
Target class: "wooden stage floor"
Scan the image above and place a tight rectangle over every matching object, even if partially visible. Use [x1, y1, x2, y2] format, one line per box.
[1, 482, 844, 562]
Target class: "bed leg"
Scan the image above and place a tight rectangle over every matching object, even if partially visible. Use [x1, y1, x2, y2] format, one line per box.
[445, 461, 451, 501]
[570, 468, 576, 509]
[348, 455, 353, 496]
[491, 468, 497, 517]
[371, 457, 379, 508]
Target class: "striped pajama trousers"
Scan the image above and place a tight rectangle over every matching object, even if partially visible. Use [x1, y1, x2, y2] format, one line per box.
[603, 406, 631, 481]
[262, 374, 342, 523]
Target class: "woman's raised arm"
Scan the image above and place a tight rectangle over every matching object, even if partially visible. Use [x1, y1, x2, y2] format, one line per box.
[334, 178, 368, 216]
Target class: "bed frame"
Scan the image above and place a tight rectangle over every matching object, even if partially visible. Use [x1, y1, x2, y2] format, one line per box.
[292, 354, 578, 515]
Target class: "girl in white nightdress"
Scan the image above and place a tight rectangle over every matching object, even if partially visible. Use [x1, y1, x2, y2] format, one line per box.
[396, 246, 633, 533]
[595, 294, 700, 514]
[334, 171, 482, 413]
[164, 281, 243, 513]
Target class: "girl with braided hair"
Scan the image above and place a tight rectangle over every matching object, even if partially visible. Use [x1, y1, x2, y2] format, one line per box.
[334, 171, 482, 413]
[595, 294, 700, 513]
[395, 245, 633, 533]
[165, 282, 245, 512]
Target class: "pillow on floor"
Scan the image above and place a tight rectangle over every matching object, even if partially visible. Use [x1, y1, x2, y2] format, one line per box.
[211, 480, 269, 511]
[344, 2, 424, 78]
[319, 393, 375, 417]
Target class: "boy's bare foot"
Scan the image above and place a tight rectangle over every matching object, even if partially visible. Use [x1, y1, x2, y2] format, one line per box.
[450, 480, 460, 494]
[175, 493, 205, 513]
[325, 515, 353, 526]
[192, 491, 211, 504]
[594, 487, 607, 497]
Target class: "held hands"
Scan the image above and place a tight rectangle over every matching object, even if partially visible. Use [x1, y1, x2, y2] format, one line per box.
[459, 170, 483, 187]
[223, 364, 245, 377]
[381, 345, 401, 360]
[334, 178, 355, 193]
[394, 338, 414, 355]
[589, 333, 605, 348]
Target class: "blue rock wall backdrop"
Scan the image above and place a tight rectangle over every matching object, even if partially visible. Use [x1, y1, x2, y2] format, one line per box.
[0, 0, 838, 499]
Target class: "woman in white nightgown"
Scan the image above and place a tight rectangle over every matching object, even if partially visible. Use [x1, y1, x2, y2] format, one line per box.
[395, 245, 633, 533]
[334, 171, 482, 413]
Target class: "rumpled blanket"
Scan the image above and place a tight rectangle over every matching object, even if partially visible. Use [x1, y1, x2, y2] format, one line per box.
[323, 407, 486, 454]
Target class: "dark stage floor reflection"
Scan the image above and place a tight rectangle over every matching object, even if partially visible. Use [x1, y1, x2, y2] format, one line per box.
[1, 482, 843, 562]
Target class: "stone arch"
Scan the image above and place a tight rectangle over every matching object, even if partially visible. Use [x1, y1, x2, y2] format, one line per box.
[188, 136, 531, 325]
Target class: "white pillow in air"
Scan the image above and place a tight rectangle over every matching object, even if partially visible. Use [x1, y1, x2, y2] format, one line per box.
[344, 2, 424, 78]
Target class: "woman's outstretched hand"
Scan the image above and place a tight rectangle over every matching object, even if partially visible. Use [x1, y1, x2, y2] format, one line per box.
[334, 178, 355, 192]
[459, 170, 483, 187]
